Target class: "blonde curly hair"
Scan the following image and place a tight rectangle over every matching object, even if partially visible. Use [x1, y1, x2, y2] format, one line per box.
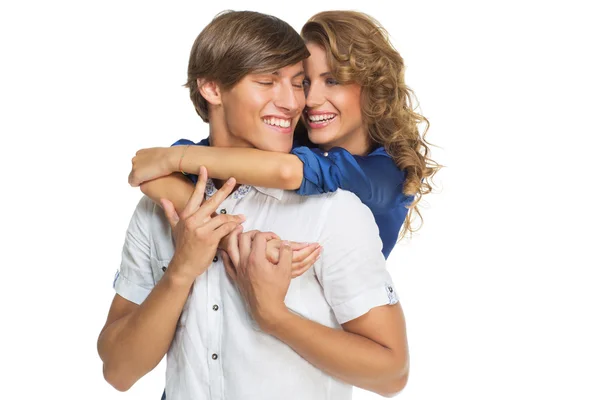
[301, 11, 441, 238]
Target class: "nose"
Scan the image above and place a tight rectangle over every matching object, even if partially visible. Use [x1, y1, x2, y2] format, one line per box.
[274, 82, 303, 114]
[305, 83, 325, 109]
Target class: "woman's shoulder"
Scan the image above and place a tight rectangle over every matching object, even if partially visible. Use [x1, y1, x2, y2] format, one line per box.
[355, 147, 406, 182]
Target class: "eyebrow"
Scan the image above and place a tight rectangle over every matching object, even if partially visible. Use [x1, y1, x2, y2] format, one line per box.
[293, 71, 306, 79]
[270, 70, 306, 79]
[301, 72, 333, 81]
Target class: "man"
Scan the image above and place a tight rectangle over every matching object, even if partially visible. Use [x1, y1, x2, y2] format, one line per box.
[98, 11, 409, 400]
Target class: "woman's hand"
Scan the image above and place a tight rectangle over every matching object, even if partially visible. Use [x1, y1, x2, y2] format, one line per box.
[267, 240, 321, 278]
[220, 229, 321, 278]
[129, 147, 180, 186]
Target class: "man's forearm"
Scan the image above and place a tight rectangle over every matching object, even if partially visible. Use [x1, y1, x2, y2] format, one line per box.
[269, 309, 409, 397]
[98, 270, 193, 391]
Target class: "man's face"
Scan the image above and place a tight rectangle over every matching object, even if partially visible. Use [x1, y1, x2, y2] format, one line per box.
[220, 62, 305, 153]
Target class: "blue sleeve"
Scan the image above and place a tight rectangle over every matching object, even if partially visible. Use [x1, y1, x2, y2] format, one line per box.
[171, 138, 196, 147]
[291, 146, 371, 198]
[291, 146, 410, 214]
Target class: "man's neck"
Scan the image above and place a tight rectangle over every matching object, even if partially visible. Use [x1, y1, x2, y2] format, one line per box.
[207, 124, 252, 190]
[207, 114, 254, 148]
[208, 133, 252, 149]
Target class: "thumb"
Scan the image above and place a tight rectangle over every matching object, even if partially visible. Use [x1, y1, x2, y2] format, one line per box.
[160, 198, 180, 230]
[128, 170, 137, 187]
[278, 240, 293, 269]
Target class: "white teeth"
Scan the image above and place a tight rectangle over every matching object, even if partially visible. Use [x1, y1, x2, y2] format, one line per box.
[308, 114, 336, 122]
[262, 117, 291, 128]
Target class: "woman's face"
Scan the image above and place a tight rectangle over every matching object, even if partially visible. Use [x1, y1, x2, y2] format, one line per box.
[302, 42, 368, 154]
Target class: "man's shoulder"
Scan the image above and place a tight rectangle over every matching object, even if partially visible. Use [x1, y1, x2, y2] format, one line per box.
[281, 189, 373, 224]
[329, 189, 376, 223]
[327, 188, 372, 213]
[131, 196, 167, 223]
[279, 188, 364, 210]
[127, 196, 172, 246]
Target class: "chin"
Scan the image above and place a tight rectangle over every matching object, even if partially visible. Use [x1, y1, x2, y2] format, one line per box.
[307, 129, 336, 147]
[258, 140, 293, 153]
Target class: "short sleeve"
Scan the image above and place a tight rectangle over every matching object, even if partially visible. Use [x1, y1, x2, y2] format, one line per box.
[113, 196, 156, 304]
[314, 190, 399, 324]
[291, 146, 370, 198]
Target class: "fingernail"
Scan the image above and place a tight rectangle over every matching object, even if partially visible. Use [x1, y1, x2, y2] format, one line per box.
[283, 240, 290, 247]
[227, 177, 235, 186]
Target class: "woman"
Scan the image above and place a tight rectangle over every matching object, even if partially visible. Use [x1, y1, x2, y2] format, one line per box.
[130, 10, 438, 262]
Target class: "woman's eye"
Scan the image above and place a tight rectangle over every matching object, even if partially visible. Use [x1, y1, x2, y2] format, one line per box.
[326, 78, 339, 86]
[302, 79, 311, 87]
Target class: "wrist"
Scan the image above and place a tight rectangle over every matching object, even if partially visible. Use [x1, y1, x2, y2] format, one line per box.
[168, 146, 182, 172]
[164, 260, 198, 288]
[260, 305, 293, 336]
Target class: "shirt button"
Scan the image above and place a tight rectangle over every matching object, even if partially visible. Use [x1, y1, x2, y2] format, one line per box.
[213, 305, 219, 311]
[219, 209, 227, 214]
[212, 353, 218, 360]
[162, 266, 166, 272]
[213, 256, 218, 262]
[324, 151, 329, 157]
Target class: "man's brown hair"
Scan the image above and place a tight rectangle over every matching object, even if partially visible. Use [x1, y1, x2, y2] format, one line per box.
[186, 11, 309, 122]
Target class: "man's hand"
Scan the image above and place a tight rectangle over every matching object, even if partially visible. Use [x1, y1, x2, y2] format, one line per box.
[220, 229, 321, 278]
[222, 231, 293, 333]
[161, 166, 245, 285]
[129, 147, 179, 187]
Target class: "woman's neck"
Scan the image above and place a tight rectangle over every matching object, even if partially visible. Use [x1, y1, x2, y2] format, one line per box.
[321, 128, 372, 156]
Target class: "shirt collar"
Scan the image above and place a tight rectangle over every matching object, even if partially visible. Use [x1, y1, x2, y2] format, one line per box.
[204, 179, 283, 201]
[200, 138, 283, 201]
[253, 186, 284, 201]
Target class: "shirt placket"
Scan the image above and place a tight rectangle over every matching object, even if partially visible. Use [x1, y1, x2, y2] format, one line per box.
[205, 195, 237, 400]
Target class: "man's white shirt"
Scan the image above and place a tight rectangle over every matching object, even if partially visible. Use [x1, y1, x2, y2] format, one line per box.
[114, 181, 399, 400]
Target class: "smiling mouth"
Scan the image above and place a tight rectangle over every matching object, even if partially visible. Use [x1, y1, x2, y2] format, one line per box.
[308, 113, 336, 123]
[262, 117, 292, 128]
[306, 113, 337, 128]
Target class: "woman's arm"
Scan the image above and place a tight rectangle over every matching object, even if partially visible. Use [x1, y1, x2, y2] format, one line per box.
[130, 145, 304, 190]
[140, 173, 194, 215]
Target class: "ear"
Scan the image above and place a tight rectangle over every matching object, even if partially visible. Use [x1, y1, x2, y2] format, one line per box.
[198, 78, 222, 106]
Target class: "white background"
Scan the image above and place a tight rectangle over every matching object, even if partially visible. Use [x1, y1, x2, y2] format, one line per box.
[1, 0, 598, 399]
